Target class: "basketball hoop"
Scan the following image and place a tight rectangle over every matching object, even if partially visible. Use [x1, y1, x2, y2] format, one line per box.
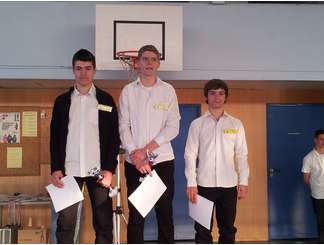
[116, 50, 138, 82]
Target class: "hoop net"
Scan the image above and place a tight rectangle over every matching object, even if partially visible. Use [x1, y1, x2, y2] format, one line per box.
[116, 50, 138, 82]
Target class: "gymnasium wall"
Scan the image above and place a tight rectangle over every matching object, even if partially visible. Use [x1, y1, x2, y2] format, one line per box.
[1, 2, 324, 81]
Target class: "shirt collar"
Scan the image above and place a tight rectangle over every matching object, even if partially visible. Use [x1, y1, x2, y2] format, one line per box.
[135, 76, 163, 88]
[204, 110, 229, 120]
[73, 84, 96, 98]
[313, 148, 324, 157]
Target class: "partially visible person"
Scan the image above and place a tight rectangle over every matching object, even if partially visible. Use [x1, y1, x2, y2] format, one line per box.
[302, 129, 324, 243]
[50, 49, 120, 243]
[119, 44, 180, 243]
[184, 79, 249, 243]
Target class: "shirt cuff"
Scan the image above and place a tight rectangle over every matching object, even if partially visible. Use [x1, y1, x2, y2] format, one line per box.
[239, 176, 249, 186]
[187, 178, 197, 187]
[125, 144, 137, 154]
[154, 135, 164, 146]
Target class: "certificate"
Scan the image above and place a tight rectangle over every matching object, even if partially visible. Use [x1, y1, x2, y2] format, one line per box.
[46, 175, 84, 212]
[189, 194, 214, 229]
[128, 170, 166, 218]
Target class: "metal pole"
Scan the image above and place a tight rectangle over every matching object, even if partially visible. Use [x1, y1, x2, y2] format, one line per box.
[112, 149, 127, 244]
[113, 212, 117, 244]
[116, 153, 121, 244]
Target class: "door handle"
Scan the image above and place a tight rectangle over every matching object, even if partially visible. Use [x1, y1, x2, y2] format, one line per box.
[269, 168, 280, 177]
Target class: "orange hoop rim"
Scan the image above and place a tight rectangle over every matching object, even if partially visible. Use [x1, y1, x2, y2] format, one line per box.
[116, 50, 139, 69]
[116, 50, 138, 59]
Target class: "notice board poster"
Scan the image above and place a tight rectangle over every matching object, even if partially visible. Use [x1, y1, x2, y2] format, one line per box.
[0, 112, 20, 143]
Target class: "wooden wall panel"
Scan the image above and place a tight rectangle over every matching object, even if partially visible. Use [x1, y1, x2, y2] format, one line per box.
[40, 108, 52, 164]
[0, 82, 324, 243]
[225, 102, 268, 241]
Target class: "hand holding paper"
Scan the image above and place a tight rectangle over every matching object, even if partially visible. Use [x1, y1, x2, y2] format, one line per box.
[128, 170, 166, 218]
[46, 175, 84, 212]
[189, 194, 214, 229]
[50, 170, 64, 188]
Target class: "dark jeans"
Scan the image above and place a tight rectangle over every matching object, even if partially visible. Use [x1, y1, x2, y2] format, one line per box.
[195, 186, 237, 244]
[125, 160, 175, 244]
[56, 177, 113, 244]
[312, 197, 324, 243]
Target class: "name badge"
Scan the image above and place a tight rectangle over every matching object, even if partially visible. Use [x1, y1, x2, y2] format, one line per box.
[98, 104, 112, 112]
[153, 102, 170, 111]
[223, 129, 238, 134]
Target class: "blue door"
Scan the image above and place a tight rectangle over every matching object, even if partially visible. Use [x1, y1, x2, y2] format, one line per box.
[267, 104, 324, 239]
[144, 104, 200, 241]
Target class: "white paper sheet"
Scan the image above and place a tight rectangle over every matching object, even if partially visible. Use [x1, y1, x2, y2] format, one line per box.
[189, 194, 214, 229]
[46, 175, 84, 212]
[128, 170, 167, 218]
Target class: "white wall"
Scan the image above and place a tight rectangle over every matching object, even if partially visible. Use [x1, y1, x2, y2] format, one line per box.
[1, 2, 324, 81]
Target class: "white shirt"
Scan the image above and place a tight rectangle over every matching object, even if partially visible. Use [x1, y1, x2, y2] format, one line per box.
[185, 111, 249, 188]
[119, 77, 181, 164]
[302, 149, 324, 199]
[65, 84, 100, 177]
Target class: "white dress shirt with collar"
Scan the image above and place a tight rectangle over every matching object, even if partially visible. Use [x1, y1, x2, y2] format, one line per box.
[65, 84, 100, 177]
[119, 77, 181, 165]
[302, 149, 324, 199]
[185, 110, 249, 188]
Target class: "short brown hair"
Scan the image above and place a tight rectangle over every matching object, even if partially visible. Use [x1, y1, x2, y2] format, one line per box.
[138, 45, 160, 59]
[204, 79, 229, 98]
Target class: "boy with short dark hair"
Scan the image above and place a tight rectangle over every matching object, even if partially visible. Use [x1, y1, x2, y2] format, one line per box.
[50, 49, 120, 243]
[185, 79, 249, 243]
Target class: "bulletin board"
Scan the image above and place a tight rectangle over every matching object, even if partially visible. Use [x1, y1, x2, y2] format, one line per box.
[0, 107, 41, 176]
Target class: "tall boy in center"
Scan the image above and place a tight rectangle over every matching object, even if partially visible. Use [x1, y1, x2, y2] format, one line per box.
[119, 45, 181, 243]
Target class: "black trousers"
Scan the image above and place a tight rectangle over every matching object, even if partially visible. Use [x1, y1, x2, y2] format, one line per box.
[125, 160, 175, 244]
[312, 197, 324, 243]
[56, 177, 113, 244]
[195, 186, 237, 244]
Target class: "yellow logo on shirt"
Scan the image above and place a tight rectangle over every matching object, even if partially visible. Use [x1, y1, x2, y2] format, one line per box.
[153, 102, 170, 111]
[223, 129, 238, 134]
[98, 104, 112, 112]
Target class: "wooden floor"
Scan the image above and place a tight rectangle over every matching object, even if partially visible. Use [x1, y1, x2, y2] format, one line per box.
[239, 239, 318, 244]
[16, 237, 323, 244]
[144, 238, 319, 244]
[45, 237, 318, 244]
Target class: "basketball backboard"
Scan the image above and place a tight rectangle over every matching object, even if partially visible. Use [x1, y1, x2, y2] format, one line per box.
[96, 4, 183, 71]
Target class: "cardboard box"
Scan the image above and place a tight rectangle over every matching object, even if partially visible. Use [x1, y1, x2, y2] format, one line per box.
[18, 229, 47, 244]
